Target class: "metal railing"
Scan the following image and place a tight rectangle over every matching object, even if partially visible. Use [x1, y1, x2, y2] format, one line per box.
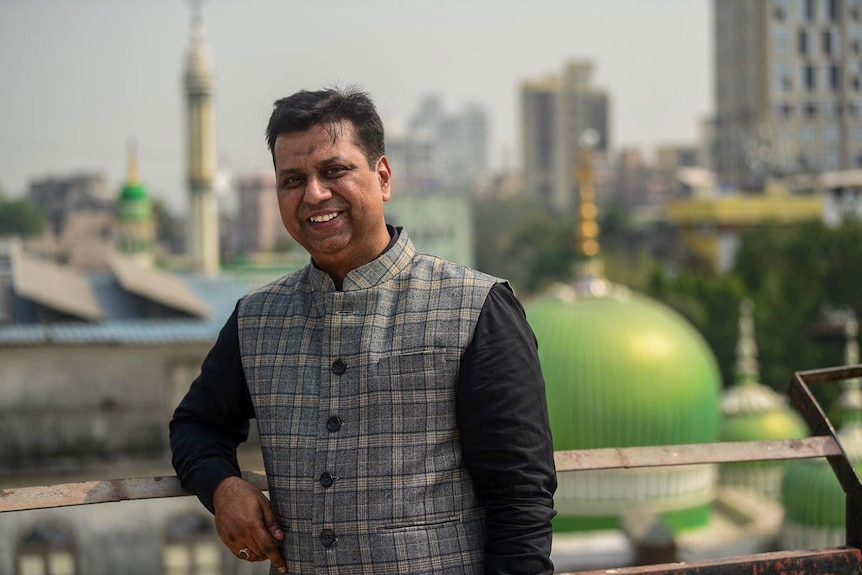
[3, 365, 862, 574]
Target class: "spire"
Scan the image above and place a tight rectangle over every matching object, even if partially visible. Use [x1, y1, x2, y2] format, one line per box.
[734, 299, 759, 385]
[576, 129, 600, 260]
[126, 139, 140, 186]
[190, 0, 203, 36]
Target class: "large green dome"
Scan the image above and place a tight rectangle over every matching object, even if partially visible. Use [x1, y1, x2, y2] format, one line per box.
[526, 281, 722, 533]
[527, 285, 721, 450]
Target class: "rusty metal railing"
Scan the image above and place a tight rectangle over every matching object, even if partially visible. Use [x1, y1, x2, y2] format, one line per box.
[3, 365, 862, 574]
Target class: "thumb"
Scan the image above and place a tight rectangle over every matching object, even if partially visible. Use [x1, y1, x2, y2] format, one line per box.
[260, 499, 285, 541]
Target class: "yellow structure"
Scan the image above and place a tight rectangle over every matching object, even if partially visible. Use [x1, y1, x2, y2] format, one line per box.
[667, 191, 823, 273]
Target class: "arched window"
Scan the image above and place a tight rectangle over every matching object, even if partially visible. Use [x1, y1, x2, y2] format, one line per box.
[163, 513, 222, 575]
[16, 524, 77, 575]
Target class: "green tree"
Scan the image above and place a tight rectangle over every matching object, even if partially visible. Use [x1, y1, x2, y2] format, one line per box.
[152, 198, 185, 254]
[0, 197, 46, 237]
[731, 220, 854, 404]
[646, 268, 746, 387]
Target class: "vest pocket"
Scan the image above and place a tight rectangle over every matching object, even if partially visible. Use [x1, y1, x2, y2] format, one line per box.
[374, 514, 461, 534]
[373, 349, 459, 391]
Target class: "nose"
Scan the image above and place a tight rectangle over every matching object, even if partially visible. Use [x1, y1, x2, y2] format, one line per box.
[304, 176, 332, 204]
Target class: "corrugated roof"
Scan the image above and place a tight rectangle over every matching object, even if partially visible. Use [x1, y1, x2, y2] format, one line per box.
[110, 256, 211, 318]
[12, 252, 104, 322]
[0, 268, 268, 347]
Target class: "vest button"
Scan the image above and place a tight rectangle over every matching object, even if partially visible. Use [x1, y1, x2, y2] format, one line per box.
[331, 359, 347, 375]
[326, 416, 342, 432]
[320, 472, 335, 488]
[320, 528, 337, 548]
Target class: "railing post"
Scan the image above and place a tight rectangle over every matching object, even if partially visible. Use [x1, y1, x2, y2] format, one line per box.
[789, 365, 862, 549]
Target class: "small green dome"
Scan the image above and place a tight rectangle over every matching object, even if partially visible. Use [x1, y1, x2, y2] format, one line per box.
[526, 281, 722, 533]
[120, 182, 149, 202]
[720, 406, 808, 443]
[527, 285, 722, 450]
[118, 183, 152, 221]
[782, 425, 862, 529]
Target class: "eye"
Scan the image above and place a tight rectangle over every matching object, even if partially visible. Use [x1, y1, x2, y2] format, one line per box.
[280, 175, 304, 189]
[325, 166, 347, 177]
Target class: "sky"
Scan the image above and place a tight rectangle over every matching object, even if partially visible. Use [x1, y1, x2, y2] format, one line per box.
[0, 0, 713, 214]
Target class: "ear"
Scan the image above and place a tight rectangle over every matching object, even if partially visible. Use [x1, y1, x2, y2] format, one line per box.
[377, 155, 392, 202]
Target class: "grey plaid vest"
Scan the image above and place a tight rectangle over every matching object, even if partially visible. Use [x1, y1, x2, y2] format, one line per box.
[238, 231, 499, 574]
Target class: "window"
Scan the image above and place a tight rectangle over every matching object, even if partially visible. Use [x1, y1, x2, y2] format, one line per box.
[800, 125, 819, 142]
[824, 151, 842, 169]
[805, 101, 819, 117]
[773, 62, 794, 92]
[825, 125, 842, 143]
[824, 101, 844, 116]
[804, 0, 816, 20]
[774, 27, 794, 54]
[799, 28, 810, 53]
[776, 102, 795, 117]
[828, 0, 841, 20]
[831, 65, 843, 89]
[804, 64, 817, 90]
[163, 514, 222, 575]
[16, 525, 76, 575]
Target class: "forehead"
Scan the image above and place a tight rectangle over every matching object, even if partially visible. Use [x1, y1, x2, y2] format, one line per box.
[273, 122, 362, 164]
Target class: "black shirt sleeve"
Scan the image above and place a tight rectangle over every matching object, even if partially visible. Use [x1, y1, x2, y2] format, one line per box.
[457, 283, 557, 575]
[169, 303, 255, 513]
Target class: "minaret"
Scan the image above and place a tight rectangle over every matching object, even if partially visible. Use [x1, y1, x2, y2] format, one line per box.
[117, 141, 155, 268]
[184, 0, 219, 275]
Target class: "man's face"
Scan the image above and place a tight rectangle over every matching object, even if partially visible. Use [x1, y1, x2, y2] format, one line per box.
[274, 121, 392, 282]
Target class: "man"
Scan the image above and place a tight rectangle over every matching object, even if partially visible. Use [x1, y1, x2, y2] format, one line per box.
[170, 87, 556, 574]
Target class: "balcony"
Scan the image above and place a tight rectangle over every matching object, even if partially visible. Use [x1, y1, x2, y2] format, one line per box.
[3, 366, 861, 575]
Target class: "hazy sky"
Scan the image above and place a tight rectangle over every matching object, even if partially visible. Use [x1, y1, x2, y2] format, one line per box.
[0, 0, 712, 213]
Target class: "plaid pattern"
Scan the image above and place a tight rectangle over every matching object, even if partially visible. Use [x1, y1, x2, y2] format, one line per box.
[238, 231, 499, 574]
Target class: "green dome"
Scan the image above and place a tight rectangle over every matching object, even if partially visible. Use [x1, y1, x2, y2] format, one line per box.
[782, 382, 862, 547]
[120, 182, 149, 201]
[118, 183, 152, 221]
[527, 286, 721, 450]
[526, 282, 722, 533]
[720, 408, 808, 443]
[782, 426, 862, 529]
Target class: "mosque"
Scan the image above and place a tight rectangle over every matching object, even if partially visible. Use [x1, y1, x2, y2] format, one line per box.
[527, 137, 832, 571]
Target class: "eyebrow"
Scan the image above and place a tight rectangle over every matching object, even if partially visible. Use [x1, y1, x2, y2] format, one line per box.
[277, 155, 348, 178]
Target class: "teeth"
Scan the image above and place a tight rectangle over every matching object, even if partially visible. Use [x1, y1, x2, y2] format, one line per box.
[309, 213, 338, 223]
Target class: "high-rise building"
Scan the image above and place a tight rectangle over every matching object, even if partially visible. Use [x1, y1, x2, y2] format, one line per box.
[184, 2, 219, 275]
[714, 0, 862, 190]
[386, 95, 490, 195]
[522, 60, 610, 213]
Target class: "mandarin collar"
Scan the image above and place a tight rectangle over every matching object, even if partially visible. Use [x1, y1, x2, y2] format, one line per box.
[306, 227, 414, 292]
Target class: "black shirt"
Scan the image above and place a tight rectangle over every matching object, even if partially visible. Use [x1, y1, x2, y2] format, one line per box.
[170, 237, 557, 575]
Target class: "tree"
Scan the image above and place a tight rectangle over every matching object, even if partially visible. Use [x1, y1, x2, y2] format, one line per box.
[151, 198, 185, 254]
[0, 197, 46, 237]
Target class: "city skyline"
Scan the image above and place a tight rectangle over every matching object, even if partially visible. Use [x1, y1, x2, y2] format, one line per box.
[0, 0, 712, 213]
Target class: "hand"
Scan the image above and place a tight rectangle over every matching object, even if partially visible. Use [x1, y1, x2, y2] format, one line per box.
[213, 476, 287, 573]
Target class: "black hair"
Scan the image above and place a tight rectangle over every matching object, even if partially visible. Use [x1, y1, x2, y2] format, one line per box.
[265, 86, 385, 168]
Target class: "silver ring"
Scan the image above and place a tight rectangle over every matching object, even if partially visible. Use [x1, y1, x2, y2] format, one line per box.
[239, 547, 251, 560]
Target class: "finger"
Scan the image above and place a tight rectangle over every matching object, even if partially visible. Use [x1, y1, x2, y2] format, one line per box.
[262, 501, 286, 541]
[252, 499, 288, 573]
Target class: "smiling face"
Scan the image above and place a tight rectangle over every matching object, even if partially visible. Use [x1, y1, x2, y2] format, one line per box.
[274, 121, 392, 286]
